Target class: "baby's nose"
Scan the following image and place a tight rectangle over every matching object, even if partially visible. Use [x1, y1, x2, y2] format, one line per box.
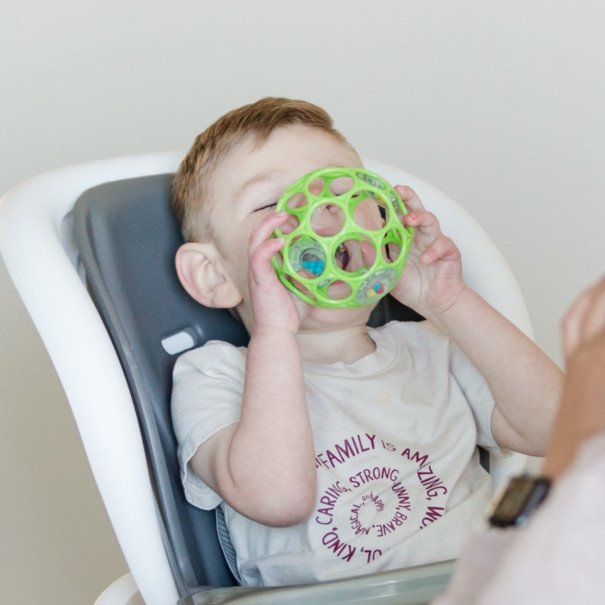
[311, 203, 345, 236]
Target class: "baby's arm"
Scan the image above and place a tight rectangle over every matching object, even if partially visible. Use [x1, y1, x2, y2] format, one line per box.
[391, 187, 563, 455]
[190, 212, 316, 527]
[430, 287, 562, 455]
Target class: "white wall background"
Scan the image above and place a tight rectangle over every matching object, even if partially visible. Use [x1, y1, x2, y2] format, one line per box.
[1, 1, 604, 603]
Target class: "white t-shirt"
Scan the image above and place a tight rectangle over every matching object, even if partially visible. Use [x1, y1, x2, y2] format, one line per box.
[172, 320, 501, 586]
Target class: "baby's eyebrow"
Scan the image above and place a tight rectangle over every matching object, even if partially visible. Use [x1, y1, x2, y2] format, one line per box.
[238, 170, 285, 198]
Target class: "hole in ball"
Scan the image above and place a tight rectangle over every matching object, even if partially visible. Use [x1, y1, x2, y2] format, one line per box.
[307, 177, 326, 196]
[323, 279, 353, 302]
[352, 195, 386, 231]
[310, 203, 345, 237]
[329, 176, 355, 196]
[286, 192, 308, 211]
[335, 236, 377, 274]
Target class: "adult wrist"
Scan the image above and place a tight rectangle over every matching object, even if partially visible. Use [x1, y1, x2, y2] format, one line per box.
[488, 474, 551, 528]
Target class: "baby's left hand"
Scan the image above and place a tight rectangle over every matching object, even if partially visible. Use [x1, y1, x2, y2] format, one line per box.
[389, 185, 465, 318]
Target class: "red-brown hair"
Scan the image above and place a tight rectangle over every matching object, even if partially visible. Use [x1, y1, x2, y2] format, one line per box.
[172, 97, 352, 242]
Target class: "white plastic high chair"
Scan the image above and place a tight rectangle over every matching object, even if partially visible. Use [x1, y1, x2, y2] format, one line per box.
[0, 152, 531, 605]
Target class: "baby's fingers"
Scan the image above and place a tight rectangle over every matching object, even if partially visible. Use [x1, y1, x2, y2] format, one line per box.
[419, 234, 460, 264]
[402, 208, 448, 258]
[249, 237, 284, 287]
[403, 208, 439, 232]
[395, 185, 425, 213]
[249, 211, 288, 253]
[248, 212, 288, 285]
[395, 186, 441, 237]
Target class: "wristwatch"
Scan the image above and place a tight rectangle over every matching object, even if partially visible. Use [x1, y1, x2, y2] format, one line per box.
[488, 475, 551, 528]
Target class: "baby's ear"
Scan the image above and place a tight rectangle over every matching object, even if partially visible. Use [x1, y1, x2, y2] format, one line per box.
[175, 242, 242, 309]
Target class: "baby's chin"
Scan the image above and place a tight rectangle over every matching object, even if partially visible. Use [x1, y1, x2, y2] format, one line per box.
[298, 302, 375, 333]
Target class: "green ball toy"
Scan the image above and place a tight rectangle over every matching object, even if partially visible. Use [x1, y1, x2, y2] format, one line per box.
[271, 167, 414, 308]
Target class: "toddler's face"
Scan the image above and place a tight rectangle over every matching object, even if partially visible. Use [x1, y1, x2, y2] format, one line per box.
[207, 125, 364, 307]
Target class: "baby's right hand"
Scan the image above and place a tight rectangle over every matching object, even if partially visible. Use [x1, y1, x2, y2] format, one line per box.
[248, 211, 310, 334]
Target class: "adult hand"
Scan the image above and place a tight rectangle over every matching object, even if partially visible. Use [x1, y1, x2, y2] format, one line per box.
[544, 275, 605, 480]
[562, 275, 605, 362]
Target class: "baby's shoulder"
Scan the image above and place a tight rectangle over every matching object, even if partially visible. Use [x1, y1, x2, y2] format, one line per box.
[173, 339, 247, 375]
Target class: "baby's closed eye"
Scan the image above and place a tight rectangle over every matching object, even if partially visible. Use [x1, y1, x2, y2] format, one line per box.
[253, 201, 278, 213]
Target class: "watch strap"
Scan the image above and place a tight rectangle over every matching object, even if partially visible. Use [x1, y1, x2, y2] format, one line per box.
[489, 475, 551, 528]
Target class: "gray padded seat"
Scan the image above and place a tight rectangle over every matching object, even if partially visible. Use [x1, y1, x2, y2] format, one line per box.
[72, 174, 422, 598]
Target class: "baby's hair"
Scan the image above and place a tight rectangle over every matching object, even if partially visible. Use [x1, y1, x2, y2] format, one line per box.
[172, 97, 352, 243]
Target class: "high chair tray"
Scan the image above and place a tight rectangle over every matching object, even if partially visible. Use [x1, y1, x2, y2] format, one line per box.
[180, 560, 454, 605]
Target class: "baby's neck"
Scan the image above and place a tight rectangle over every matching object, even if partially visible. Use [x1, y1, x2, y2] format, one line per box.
[296, 325, 376, 365]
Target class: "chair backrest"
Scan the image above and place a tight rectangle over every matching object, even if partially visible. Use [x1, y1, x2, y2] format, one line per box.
[0, 153, 532, 605]
[72, 174, 248, 593]
[71, 172, 427, 596]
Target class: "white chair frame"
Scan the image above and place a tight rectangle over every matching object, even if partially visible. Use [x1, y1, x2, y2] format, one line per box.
[0, 153, 531, 604]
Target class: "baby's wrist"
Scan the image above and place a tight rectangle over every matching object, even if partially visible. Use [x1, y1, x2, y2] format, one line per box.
[251, 321, 299, 341]
[423, 284, 471, 328]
